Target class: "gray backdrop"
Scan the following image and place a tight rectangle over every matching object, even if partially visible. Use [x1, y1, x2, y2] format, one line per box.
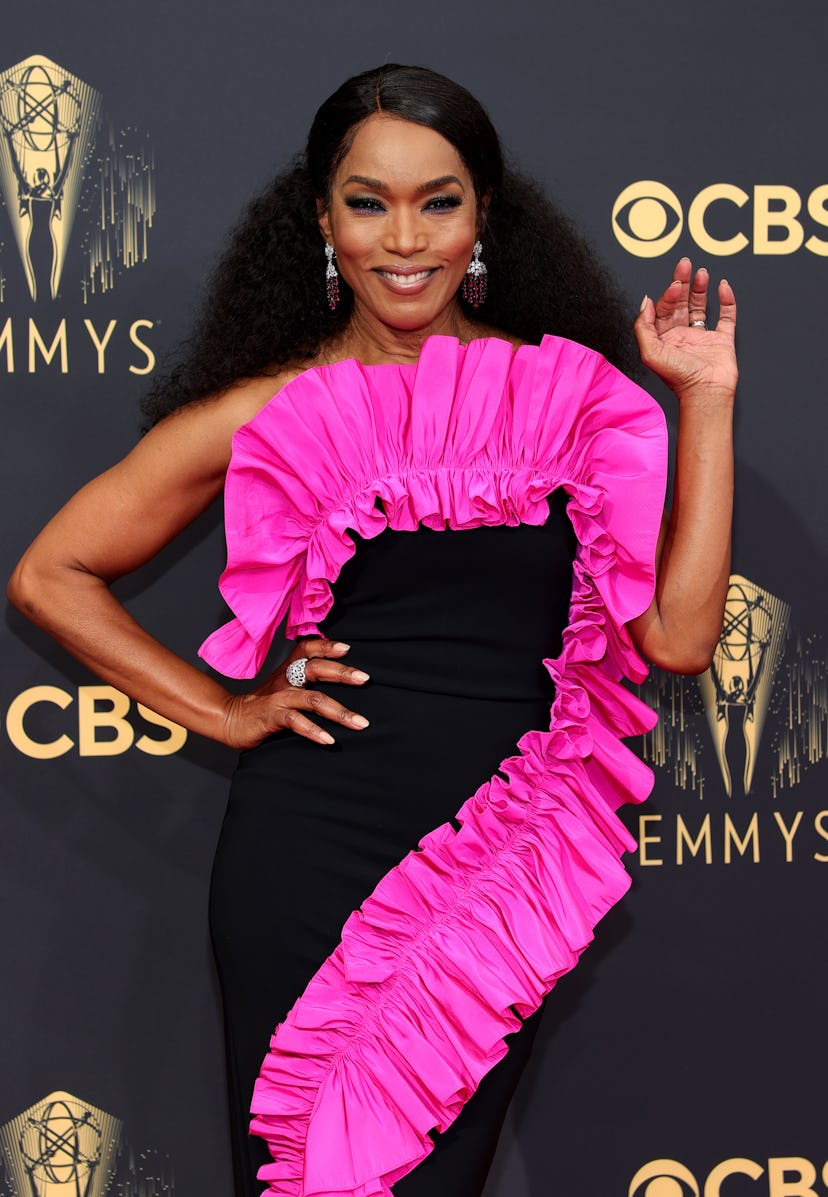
[1, 3, 826, 1196]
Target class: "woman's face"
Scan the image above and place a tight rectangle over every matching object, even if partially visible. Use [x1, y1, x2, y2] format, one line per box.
[318, 114, 481, 335]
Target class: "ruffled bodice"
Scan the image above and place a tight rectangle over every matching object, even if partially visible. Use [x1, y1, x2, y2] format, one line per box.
[200, 335, 667, 1197]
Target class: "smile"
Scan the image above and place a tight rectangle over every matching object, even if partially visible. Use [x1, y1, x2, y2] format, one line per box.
[376, 268, 437, 288]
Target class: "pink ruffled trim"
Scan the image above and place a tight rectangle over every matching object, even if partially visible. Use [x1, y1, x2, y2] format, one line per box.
[200, 335, 667, 1196]
[199, 335, 664, 677]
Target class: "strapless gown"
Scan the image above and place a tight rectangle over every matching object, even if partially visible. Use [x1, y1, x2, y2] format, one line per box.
[201, 336, 667, 1197]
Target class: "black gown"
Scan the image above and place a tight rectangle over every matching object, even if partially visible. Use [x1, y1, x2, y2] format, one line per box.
[209, 498, 576, 1196]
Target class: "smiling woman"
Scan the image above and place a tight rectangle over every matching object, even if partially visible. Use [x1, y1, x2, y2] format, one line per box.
[8, 64, 735, 1197]
[317, 118, 481, 338]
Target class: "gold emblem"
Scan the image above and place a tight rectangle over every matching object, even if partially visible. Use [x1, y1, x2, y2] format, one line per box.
[0, 1091, 120, 1197]
[0, 55, 100, 301]
[698, 575, 790, 795]
[0, 54, 155, 303]
[0, 1091, 174, 1195]
[637, 574, 826, 798]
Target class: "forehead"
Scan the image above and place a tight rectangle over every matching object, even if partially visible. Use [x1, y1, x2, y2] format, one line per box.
[336, 114, 470, 187]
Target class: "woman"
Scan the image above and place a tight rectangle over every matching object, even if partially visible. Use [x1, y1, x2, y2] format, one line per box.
[8, 65, 735, 1197]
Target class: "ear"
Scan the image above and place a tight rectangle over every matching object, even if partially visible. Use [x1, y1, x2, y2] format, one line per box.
[477, 188, 492, 235]
[316, 197, 332, 243]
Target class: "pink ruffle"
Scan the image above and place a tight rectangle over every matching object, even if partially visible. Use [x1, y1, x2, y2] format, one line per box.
[200, 335, 667, 1196]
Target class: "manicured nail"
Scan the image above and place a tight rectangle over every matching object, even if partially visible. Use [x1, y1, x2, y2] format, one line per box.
[639, 295, 649, 311]
[319, 731, 335, 745]
[332, 642, 350, 652]
[352, 670, 370, 682]
[352, 715, 370, 729]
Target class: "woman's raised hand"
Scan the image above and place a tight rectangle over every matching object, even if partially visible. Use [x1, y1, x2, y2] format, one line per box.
[220, 638, 370, 750]
[634, 257, 738, 406]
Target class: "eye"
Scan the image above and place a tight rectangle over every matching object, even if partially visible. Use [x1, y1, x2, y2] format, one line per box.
[423, 195, 463, 212]
[628, 1160, 700, 1197]
[344, 196, 385, 214]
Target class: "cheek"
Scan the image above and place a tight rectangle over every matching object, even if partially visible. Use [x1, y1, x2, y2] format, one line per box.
[332, 221, 377, 262]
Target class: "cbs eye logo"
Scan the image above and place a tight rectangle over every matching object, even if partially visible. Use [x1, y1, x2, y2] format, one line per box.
[612, 180, 828, 257]
[629, 1157, 828, 1197]
[629, 1160, 699, 1197]
[612, 183, 683, 258]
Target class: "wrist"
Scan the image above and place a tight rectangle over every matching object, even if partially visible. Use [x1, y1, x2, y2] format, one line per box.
[674, 383, 736, 412]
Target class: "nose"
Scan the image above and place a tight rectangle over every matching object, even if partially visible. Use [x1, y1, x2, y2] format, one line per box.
[382, 206, 427, 257]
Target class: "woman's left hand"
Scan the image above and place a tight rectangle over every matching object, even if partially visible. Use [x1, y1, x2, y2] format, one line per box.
[634, 257, 737, 406]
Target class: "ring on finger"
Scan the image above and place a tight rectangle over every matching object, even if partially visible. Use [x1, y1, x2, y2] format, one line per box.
[286, 657, 309, 688]
[690, 319, 707, 328]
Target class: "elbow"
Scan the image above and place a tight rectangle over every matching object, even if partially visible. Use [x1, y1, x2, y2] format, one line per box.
[7, 553, 40, 620]
[7, 550, 65, 630]
[647, 637, 718, 676]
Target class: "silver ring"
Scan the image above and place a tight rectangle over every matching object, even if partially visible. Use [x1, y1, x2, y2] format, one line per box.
[690, 319, 707, 328]
[285, 657, 309, 688]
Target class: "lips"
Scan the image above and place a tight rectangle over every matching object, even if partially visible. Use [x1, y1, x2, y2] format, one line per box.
[374, 266, 438, 293]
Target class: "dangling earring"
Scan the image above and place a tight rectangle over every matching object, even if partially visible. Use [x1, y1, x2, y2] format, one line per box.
[325, 244, 340, 311]
[462, 240, 487, 308]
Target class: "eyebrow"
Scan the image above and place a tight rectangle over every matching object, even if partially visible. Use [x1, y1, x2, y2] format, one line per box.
[342, 174, 466, 193]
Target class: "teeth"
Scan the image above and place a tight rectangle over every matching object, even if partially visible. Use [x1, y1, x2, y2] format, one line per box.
[379, 270, 433, 283]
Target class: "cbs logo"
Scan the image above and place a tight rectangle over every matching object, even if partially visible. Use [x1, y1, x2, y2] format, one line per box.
[5, 685, 186, 758]
[612, 181, 828, 257]
[630, 1157, 828, 1197]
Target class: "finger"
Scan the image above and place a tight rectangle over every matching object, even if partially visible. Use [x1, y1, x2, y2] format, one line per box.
[634, 292, 666, 340]
[278, 706, 337, 746]
[671, 256, 693, 286]
[301, 687, 370, 729]
[305, 658, 370, 686]
[295, 637, 350, 660]
[633, 294, 660, 361]
[714, 277, 737, 338]
[687, 266, 709, 325]
[654, 263, 691, 328]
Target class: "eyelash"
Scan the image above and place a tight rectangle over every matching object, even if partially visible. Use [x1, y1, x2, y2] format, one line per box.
[344, 195, 463, 214]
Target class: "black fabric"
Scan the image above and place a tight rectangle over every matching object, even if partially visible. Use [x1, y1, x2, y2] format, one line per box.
[209, 495, 576, 1196]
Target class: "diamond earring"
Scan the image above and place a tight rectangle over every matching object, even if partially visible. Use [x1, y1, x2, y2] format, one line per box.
[462, 240, 487, 308]
[325, 244, 340, 310]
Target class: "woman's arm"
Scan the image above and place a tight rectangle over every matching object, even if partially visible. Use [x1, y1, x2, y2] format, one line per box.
[627, 258, 737, 674]
[7, 377, 369, 748]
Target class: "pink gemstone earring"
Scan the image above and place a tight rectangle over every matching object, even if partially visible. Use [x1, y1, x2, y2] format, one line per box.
[325, 244, 340, 311]
[462, 240, 487, 308]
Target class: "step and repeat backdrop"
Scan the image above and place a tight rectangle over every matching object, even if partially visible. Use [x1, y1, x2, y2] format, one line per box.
[1, 2, 825, 1195]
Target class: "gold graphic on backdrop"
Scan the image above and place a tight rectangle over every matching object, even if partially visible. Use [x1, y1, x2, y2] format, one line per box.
[0, 54, 155, 303]
[611, 181, 683, 258]
[698, 576, 790, 796]
[638, 574, 827, 796]
[0, 1092, 175, 1196]
[0, 56, 100, 300]
[0, 1091, 120, 1197]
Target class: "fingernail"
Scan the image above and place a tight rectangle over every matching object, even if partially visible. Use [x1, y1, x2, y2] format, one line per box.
[352, 670, 370, 682]
[639, 295, 649, 311]
[332, 642, 350, 652]
[721, 278, 729, 285]
[699, 265, 709, 273]
[319, 731, 335, 745]
[352, 715, 370, 729]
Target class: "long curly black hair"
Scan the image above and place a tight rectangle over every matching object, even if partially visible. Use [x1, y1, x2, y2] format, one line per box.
[142, 64, 639, 426]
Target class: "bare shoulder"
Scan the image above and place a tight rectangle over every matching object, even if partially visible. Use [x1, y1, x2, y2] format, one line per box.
[105, 365, 313, 502]
[155, 364, 309, 441]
